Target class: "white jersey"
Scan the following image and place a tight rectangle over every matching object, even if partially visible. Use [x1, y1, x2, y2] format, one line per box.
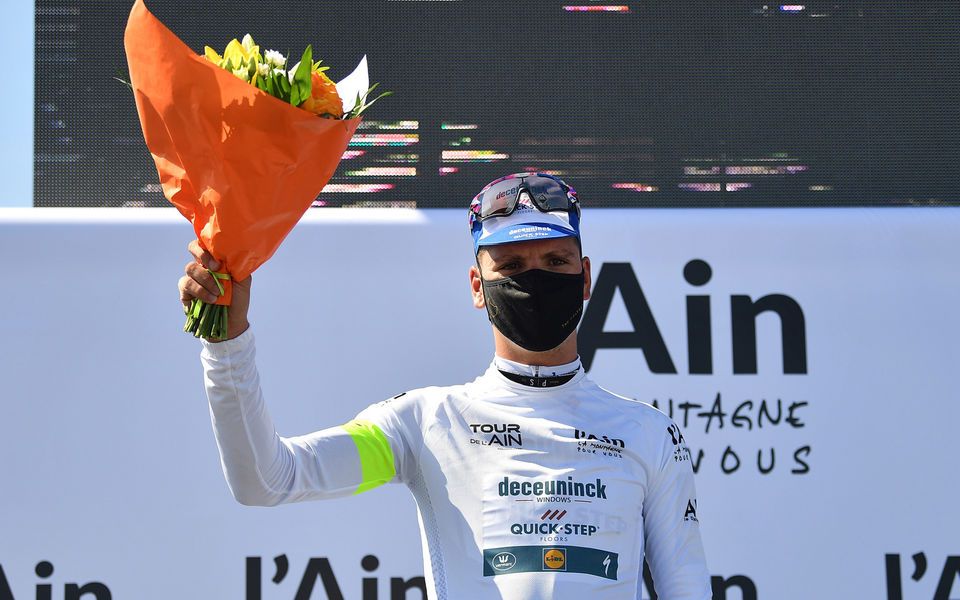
[202, 330, 710, 599]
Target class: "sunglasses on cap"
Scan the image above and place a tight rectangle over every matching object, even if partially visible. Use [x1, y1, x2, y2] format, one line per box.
[468, 173, 580, 231]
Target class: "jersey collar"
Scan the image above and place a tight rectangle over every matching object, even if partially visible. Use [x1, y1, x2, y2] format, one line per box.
[493, 355, 582, 388]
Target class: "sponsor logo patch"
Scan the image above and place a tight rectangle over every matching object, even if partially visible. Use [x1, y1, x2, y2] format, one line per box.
[684, 498, 699, 523]
[482, 546, 618, 580]
[469, 423, 523, 448]
[491, 551, 517, 572]
[543, 548, 566, 570]
[667, 423, 685, 446]
[574, 428, 626, 459]
[497, 476, 608, 502]
[667, 423, 692, 463]
[574, 429, 625, 448]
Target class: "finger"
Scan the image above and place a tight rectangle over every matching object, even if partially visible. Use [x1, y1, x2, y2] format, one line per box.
[184, 262, 223, 302]
[187, 239, 221, 271]
[178, 275, 195, 309]
[180, 273, 220, 305]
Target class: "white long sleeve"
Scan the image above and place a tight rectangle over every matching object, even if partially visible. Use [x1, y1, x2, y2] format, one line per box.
[200, 329, 371, 506]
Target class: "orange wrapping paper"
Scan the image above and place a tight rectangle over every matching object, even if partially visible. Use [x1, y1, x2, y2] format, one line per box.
[124, 0, 361, 299]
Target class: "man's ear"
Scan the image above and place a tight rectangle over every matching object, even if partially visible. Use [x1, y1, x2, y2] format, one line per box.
[469, 265, 486, 309]
[582, 256, 592, 301]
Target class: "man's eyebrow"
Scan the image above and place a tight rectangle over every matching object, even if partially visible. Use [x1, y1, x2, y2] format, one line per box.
[545, 248, 577, 259]
[489, 250, 524, 262]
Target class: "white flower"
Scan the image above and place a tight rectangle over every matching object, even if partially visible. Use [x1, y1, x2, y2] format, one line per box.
[232, 67, 249, 82]
[273, 67, 286, 78]
[336, 55, 369, 114]
[288, 61, 301, 83]
[265, 50, 285, 68]
[257, 62, 271, 77]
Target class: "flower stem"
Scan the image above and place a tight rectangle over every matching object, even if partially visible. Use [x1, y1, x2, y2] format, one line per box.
[183, 298, 229, 340]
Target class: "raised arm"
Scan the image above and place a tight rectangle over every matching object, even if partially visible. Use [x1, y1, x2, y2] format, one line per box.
[179, 242, 396, 506]
[200, 331, 393, 505]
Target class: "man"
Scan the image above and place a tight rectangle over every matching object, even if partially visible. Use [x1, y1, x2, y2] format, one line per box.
[179, 173, 711, 599]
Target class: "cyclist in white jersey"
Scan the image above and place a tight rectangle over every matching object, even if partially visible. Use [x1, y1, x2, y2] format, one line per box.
[180, 173, 711, 599]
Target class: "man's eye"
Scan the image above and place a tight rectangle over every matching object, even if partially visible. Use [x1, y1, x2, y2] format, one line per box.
[550, 258, 568, 266]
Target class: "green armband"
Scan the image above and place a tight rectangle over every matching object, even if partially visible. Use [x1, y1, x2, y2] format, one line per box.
[341, 419, 396, 494]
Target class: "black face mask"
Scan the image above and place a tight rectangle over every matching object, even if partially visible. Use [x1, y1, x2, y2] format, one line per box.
[480, 268, 585, 353]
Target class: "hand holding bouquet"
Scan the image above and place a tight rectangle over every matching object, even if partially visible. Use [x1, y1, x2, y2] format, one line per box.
[124, 0, 388, 339]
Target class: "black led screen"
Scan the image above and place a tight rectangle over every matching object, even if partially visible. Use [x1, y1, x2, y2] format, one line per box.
[35, 1, 959, 208]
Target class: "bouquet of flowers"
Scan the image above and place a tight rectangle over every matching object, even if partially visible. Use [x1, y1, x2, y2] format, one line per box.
[124, 0, 388, 339]
[202, 33, 388, 121]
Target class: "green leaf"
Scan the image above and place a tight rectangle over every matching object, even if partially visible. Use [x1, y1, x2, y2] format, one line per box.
[345, 83, 393, 119]
[254, 73, 270, 94]
[263, 74, 277, 97]
[114, 68, 132, 89]
[290, 45, 313, 106]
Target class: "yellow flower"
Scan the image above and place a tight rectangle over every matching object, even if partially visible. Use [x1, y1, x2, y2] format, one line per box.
[223, 39, 249, 66]
[241, 34, 258, 56]
[206, 34, 260, 70]
[204, 46, 222, 64]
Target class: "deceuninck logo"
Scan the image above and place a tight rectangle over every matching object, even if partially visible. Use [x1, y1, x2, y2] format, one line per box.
[497, 476, 608, 500]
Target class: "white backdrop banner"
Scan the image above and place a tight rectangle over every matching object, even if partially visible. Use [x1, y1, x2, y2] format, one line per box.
[1, 208, 958, 599]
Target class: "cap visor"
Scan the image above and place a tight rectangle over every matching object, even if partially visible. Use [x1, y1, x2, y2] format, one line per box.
[477, 221, 578, 248]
